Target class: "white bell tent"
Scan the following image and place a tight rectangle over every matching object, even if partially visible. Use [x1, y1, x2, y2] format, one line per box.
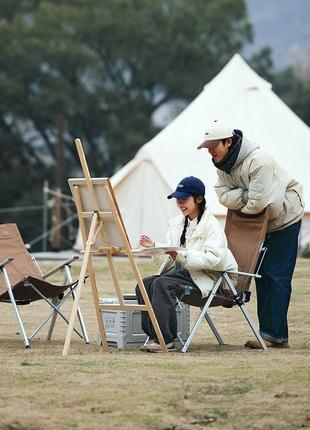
[75, 53, 310, 249]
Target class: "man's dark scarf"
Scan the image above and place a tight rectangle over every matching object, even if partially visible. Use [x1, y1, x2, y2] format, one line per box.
[212, 130, 242, 173]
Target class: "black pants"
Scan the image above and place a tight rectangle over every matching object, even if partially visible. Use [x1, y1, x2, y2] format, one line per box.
[135, 264, 197, 344]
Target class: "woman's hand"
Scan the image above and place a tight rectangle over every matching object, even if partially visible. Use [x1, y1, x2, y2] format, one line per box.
[139, 235, 155, 248]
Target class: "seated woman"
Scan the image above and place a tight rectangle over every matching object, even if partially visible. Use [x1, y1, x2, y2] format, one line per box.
[136, 176, 237, 352]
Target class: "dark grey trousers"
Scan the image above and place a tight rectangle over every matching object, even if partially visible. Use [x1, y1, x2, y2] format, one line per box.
[135, 264, 197, 344]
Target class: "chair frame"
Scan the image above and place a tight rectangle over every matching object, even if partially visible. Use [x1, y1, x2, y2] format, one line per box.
[0, 256, 89, 348]
[180, 242, 268, 353]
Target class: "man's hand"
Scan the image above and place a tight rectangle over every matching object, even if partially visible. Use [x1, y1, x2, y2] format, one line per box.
[139, 235, 155, 248]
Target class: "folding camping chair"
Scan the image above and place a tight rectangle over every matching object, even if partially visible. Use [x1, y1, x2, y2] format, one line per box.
[176, 208, 269, 352]
[0, 223, 89, 348]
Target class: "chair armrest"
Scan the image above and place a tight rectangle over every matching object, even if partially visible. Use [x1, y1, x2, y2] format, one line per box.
[226, 270, 261, 279]
[0, 258, 14, 270]
[43, 256, 79, 280]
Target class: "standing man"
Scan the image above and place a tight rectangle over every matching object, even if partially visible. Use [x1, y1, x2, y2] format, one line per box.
[198, 120, 304, 348]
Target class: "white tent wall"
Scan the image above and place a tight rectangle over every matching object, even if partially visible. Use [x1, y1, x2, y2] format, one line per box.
[112, 159, 179, 247]
[74, 54, 310, 250]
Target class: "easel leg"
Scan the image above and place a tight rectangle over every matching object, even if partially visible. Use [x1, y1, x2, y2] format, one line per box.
[62, 214, 97, 356]
[88, 260, 109, 351]
[128, 254, 168, 353]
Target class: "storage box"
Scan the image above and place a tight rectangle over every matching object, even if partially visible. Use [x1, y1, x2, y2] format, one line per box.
[98, 294, 190, 349]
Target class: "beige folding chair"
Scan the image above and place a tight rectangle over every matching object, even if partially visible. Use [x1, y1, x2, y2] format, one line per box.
[176, 208, 269, 352]
[0, 224, 89, 348]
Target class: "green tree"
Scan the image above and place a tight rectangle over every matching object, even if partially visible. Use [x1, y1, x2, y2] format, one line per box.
[0, 0, 254, 248]
[273, 66, 310, 127]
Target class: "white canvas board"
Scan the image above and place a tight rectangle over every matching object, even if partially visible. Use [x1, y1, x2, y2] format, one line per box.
[68, 177, 127, 249]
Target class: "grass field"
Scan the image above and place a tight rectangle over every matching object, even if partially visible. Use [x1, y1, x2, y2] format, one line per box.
[0, 258, 309, 430]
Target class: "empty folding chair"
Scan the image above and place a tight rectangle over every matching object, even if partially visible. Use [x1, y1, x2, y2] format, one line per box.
[176, 208, 269, 352]
[0, 223, 89, 348]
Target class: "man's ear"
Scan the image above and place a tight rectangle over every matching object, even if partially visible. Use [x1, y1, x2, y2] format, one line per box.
[226, 137, 233, 148]
[196, 196, 203, 203]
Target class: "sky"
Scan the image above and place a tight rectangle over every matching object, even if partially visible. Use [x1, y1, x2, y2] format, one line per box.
[246, 0, 310, 69]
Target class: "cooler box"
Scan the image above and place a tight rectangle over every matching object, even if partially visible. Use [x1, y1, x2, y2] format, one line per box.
[98, 294, 190, 349]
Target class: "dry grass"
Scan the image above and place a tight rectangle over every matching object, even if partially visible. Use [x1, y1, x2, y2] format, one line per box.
[0, 257, 309, 430]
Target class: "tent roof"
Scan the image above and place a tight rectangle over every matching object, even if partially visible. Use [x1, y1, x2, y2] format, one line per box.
[112, 54, 310, 213]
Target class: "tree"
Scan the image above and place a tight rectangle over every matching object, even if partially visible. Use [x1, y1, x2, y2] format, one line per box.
[0, 0, 254, 248]
[273, 66, 310, 127]
[0, 0, 253, 173]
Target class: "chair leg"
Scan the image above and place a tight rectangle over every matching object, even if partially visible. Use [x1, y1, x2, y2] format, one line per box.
[46, 296, 60, 341]
[29, 287, 78, 340]
[2, 268, 30, 348]
[28, 267, 89, 343]
[175, 298, 185, 346]
[76, 303, 90, 344]
[239, 303, 267, 350]
[64, 265, 89, 344]
[223, 273, 267, 351]
[181, 277, 223, 353]
[27, 283, 84, 338]
[177, 333, 185, 346]
[203, 312, 225, 345]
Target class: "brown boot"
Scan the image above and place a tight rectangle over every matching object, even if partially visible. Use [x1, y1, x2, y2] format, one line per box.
[244, 339, 289, 349]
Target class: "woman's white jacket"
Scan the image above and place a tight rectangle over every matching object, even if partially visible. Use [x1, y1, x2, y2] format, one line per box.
[153, 208, 237, 298]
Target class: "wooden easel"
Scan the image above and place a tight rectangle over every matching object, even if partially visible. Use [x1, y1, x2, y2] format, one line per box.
[62, 139, 167, 355]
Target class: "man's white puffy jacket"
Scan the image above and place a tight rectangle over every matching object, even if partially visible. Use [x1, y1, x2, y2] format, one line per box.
[153, 208, 237, 298]
[215, 138, 304, 232]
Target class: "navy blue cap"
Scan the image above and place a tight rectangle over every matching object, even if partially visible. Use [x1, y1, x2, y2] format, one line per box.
[167, 176, 205, 199]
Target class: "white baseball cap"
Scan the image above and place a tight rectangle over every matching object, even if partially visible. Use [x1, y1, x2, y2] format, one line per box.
[198, 120, 234, 149]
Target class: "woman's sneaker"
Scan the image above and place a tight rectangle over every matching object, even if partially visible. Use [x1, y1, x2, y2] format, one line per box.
[146, 341, 176, 353]
[140, 339, 156, 351]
